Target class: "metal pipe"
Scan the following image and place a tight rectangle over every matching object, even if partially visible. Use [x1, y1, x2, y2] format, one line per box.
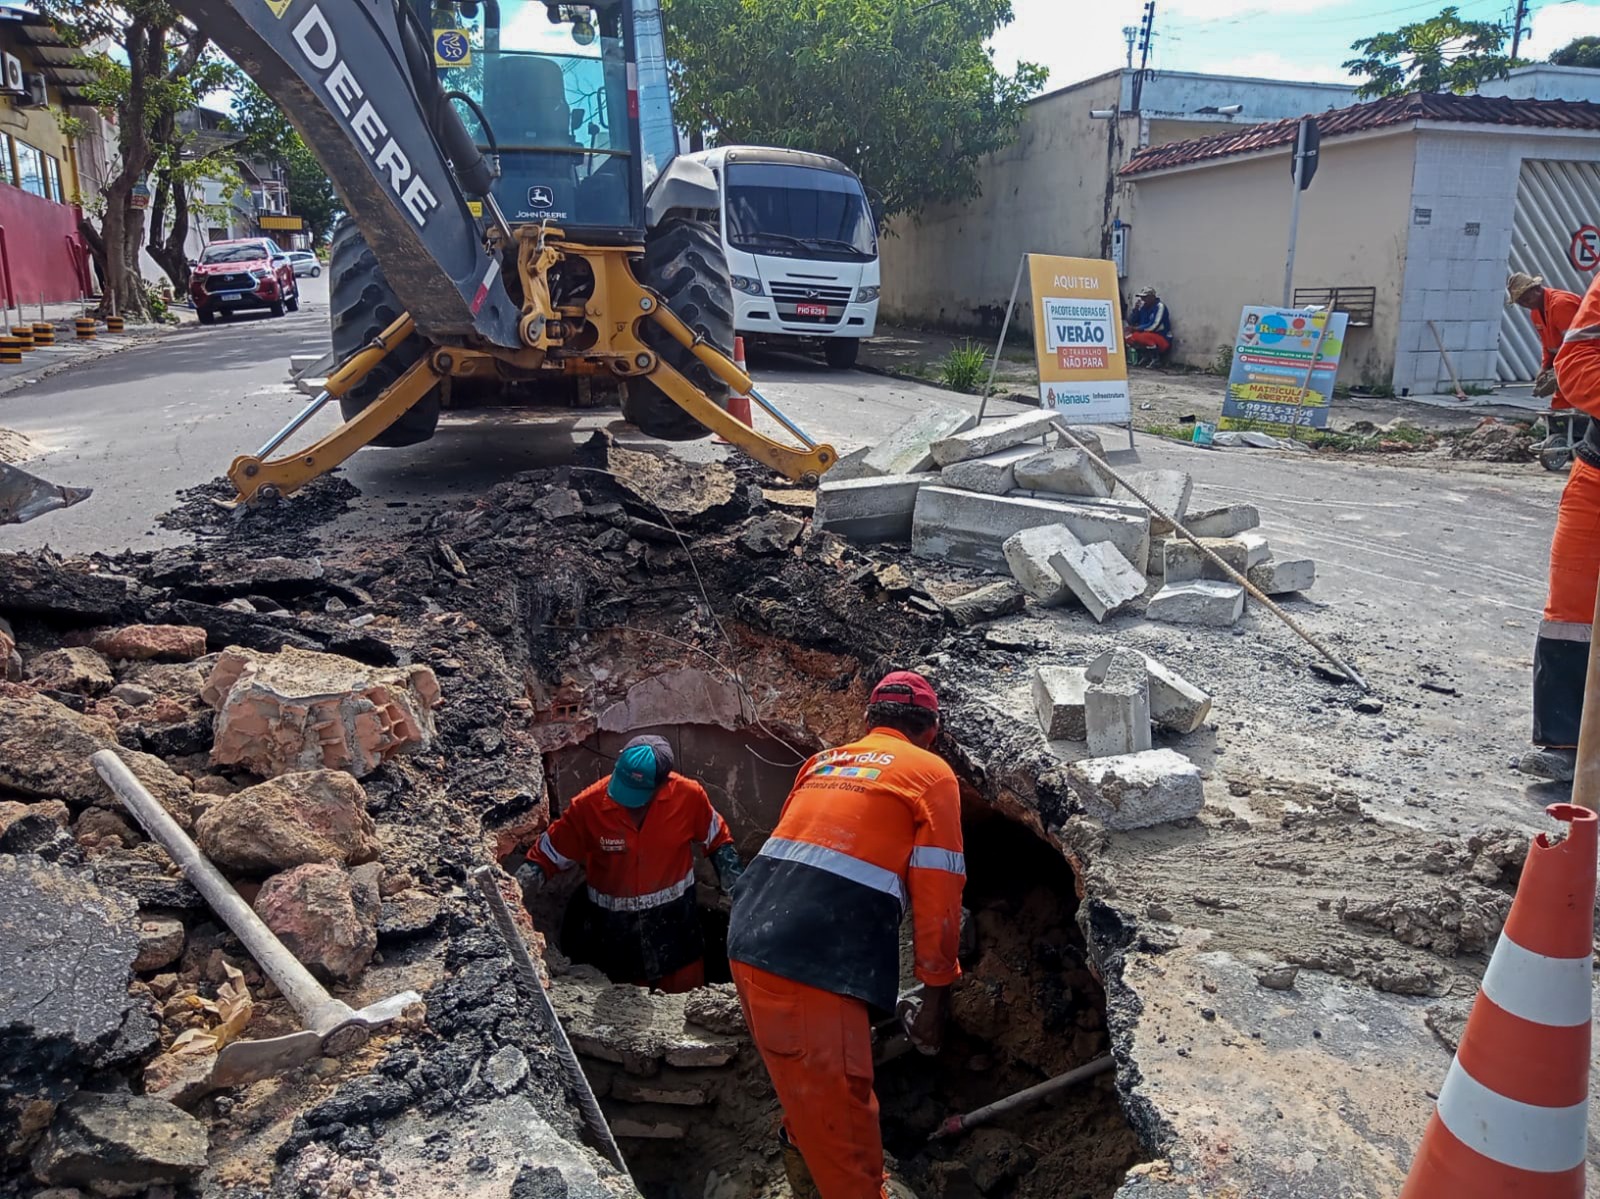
[929, 1056, 1115, 1141]
[255, 390, 336, 459]
[471, 866, 630, 1176]
[978, 256, 1027, 422]
[745, 384, 816, 449]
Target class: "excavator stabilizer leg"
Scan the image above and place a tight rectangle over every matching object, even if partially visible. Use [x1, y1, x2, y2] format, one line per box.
[0, 462, 92, 525]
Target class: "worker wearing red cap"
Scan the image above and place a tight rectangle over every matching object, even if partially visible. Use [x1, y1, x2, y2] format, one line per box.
[727, 671, 965, 1199]
[522, 734, 744, 993]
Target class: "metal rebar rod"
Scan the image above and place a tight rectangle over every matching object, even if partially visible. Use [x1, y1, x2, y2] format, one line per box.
[1052, 421, 1370, 691]
[745, 384, 816, 449]
[978, 256, 1027, 422]
[471, 866, 629, 1176]
[930, 1056, 1115, 1141]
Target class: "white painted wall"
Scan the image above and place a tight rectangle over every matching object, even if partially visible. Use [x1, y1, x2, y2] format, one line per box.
[1480, 65, 1600, 103]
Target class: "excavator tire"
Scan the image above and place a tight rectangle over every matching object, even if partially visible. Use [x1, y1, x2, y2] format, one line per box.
[624, 217, 733, 442]
[329, 218, 439, 447]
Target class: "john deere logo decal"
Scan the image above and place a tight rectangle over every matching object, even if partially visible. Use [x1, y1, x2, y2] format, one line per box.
[265, 0, 292, 16]
[528, 186, 555, 209]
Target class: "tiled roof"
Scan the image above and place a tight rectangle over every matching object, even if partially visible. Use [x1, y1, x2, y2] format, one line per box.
[1121, 92, 1600, 176]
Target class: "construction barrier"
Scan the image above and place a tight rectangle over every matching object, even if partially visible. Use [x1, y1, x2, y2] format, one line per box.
[8, 325, 32, 351]
[714, 336, 753, 445]
[31, 323, 53, 346]
[1398, 801, 1595, 1198]
[74, 318, 96, 341]
[0, 336, 22, 365]
[105, 316, 125, 334]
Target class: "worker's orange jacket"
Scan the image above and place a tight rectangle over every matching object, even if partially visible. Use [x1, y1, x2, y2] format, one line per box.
[726, 727, 965, 1013]
[530, 773, 734, 981]
[1557, 274, 1600, 419]
[1533, 288, 1582, 404]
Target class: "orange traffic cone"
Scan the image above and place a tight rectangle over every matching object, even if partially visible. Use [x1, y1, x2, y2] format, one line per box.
[1399, 801, 1595, 1199]
[715, 336, 753, 444]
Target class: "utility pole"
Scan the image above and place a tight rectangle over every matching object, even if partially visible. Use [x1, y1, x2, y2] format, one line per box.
[1132, 1, 1156, 113]
[1509, 0, 1530, 61]
[1122, 25, 1138, 70]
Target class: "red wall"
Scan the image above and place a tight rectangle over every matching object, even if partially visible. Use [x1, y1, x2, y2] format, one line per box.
[0, 183, 92, 306]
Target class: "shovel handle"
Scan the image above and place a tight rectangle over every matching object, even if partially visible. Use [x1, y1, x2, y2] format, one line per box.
[91, 750, 358, 1035]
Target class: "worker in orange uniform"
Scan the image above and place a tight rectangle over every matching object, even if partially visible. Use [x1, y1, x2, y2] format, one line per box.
[520, 734, 744, 992]
[1509, 272, 1582, 407]
[1525, 272, 1600, 780]
[727, 671, 964, 1199]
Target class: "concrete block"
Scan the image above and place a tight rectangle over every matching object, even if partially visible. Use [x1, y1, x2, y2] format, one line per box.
[1084, 648, 1151, 758]
[1052, 426, 1105, 459]
[1066, 748, 1204, 830]
[1002, 525, 1080, 606]
[816, 474, 933, 542]
[930, 411, 1058, 467]
[1114, 469, 1192, 534]
[1087, 650, 1211, 734]
[1248, 558, 1316, 595]
[1162, 537, 1249, 584]
[941, 581, 1026, 627]
[1146, 580, 1246, 627]
[823, 445, 881, 482]
[1032, 666, 1088, 741]
[1183, 504, 1260, 538]
[1047, 543, 1145, 622]
[1012, 449, 1115, 498]
[913, 487, 1151, 574]
[863, 406, 977, 475]
[1238, 531, 1272, 568]
[939, 445, 1040, 495]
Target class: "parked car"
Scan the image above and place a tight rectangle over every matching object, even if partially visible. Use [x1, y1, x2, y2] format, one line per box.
[189, 239, 301, 324]
[287, 250, 322, 278]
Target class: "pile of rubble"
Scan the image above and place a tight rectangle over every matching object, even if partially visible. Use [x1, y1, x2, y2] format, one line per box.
[817, 405, 1316, 627]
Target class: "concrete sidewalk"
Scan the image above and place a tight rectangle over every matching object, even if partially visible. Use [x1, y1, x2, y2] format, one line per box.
[0, 303, 193, 396]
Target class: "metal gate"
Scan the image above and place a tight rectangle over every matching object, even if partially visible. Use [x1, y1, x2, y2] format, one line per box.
[1499, 158, 1600, 382]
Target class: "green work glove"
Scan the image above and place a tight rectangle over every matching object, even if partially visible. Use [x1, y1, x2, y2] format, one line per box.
[711, 844, 745, 893]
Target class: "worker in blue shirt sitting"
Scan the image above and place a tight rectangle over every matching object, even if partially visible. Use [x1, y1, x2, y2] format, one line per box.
[1126, 287, 1173, 367]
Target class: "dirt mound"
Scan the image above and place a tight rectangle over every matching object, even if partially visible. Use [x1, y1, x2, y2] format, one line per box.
[1448, 418, 1535, 462]
[156, 473, 361, 545]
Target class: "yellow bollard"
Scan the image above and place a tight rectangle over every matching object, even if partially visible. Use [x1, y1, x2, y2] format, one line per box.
[8, 325, 32, 351]
[0, 336, 22, 365]
[74, 318, 96, 340]
[31, 322, 53, 346]
[104, 316, 125, 334]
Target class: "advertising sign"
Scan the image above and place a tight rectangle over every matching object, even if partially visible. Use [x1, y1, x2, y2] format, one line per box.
[1222, 306, 1348, 433]
[1027, 255, 1131, 426]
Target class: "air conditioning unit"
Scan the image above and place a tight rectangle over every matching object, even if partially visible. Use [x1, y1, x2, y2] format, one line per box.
[0, 54, 23, 96]
[16, 72, 47, 108]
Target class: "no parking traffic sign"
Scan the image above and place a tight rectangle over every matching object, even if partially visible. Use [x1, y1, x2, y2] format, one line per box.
[1570, 225, 1600, 273]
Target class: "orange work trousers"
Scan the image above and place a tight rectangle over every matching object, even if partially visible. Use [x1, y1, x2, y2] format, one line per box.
[1535, 456, 1600, 746]
[1126, 331, 1170, 353]
[730, 960, 887, 1199]
[638, 958, 704, 995]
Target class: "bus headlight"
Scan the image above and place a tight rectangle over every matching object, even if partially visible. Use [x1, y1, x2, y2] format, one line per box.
[732, 275, 765, 296]
[855, 285, 881, 303]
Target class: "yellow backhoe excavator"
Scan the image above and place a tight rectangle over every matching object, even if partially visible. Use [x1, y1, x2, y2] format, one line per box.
[170, 0, 836, 504]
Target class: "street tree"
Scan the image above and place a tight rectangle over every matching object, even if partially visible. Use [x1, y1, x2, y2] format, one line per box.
[1550, 36, 1600, 68]
[660, 0, 1046, 221]
[225, 81, 343, 247]
[1343, 6, 1516, 99]
[37, 0, 231, 319]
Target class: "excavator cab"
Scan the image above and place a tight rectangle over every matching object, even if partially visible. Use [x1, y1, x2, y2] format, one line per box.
[425, 1, 674, 235]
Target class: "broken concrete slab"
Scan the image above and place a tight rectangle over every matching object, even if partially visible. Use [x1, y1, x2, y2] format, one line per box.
[1238, 531, 1272, 568]
[1249, 558, 1316, 595]
[1183, 504, 1260, 538]
[1003, 525, 1080, 606]
[822, 444, 878, 482]
[1084, 648, 1152, 759]
[1087, 649, 1212, 735]
[554, 966, 743, 1077]
[930, 411, 1057, 467]
[1147, 580, 1246, 627]
[598, 666, 749, 734]
[941, 581, 1027, 627]
[31, 1091, 207, 1194]
[1114, 469, 1192, 535]
[1066, 748, 1204, 830]
[132, 916, 185, 973]
[815, 473, 933, 543]
[939, 444, 1043, 496]
[195, 770, 380, 874]
[1012, 448, 1115, 498]
[1162, 537, 1250, 584]
[1050, 426, 1105, 460]
[202, 645, 440, 779]
[26, 647, 114, 696]
[1048, 541, 1146, 622]
[1033, 666, 1089, 741]
[0, 854, 148, 1157]
[862, 406, 977, 476]
[254, 862, 378, 984]
[89, 624, 208, 663]
[739, 513, 805, 556]
[912, 487, 1150, 574]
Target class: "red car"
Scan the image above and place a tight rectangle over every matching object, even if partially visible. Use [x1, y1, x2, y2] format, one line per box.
[189, 238, 301, 325]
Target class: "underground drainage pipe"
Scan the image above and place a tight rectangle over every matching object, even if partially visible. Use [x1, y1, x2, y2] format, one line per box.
[928, 1054, 1116, 1142]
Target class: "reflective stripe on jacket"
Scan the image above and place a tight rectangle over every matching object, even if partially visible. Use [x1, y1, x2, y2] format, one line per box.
[727, 727, 965, 1013]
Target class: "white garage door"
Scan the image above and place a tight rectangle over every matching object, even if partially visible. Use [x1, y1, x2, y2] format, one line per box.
[1499, 158, 1600, 382]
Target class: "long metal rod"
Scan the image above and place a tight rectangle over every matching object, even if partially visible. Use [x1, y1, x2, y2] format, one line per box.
[978, 256, 1028, 422]
[1427, 320, 1468, 401]
[930, 1056, 1115, 1141]
[255, 391, 336, 459]
[1569, 582, 1600, 811]
[1281, 123, 1306, 308]
[1053, 421, 1370, 690]
[746, 384, 816, 449]
[471, 866, 629, 1176]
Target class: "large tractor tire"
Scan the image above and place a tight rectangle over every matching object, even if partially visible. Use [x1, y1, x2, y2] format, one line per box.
[329, 218, 439, 447]
[624, 218, 734, 442]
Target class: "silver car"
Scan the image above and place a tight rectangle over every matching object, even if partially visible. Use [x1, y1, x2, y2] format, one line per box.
[287, 251, 322, 278]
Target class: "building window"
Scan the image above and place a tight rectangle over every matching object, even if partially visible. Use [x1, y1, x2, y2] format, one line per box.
[14, 141, 45, 197]
[43, 155, 64, 203]
[0, 134, 12, 188]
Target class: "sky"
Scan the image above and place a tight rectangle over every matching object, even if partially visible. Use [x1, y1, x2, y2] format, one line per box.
[989, 0, 1600, 92]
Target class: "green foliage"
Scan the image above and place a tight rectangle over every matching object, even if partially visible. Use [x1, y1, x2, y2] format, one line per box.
[1343, 6, 1516, 99]
[938, 341, 989, 393]
[225, 82, 343, 246]
[661, 0, 1046, 221]
[1212, 344, 1234, 376]
[1551, 36, 1600, 68]
[143, 280, 172, 324]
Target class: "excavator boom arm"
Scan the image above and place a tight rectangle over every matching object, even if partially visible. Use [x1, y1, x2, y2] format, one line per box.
[172, 0, 520, 347]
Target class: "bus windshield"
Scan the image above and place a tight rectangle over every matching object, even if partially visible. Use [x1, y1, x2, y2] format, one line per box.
[725, 163, 877, 262]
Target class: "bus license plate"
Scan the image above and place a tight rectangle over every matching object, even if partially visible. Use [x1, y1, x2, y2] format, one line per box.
[795, 303, 827, 317]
